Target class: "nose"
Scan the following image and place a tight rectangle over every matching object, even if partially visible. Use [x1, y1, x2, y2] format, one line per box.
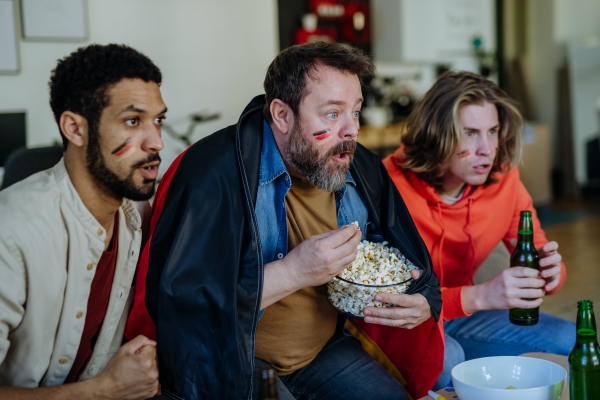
[476, 134, 493, 156]
[141, 124, 164, 153]
[339, 112, 359, 140]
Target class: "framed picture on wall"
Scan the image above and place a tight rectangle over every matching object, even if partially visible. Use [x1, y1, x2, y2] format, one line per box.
[20, 0, 87, 41]
[0, 0, 20, 74]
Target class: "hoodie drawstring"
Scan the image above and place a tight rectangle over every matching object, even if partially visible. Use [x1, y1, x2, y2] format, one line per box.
[464, 197, 476, 284]
[436, 202, 446, 286]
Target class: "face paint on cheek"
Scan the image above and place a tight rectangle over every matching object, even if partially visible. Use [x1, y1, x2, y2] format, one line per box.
[111, 138, 136, 160]
[313, 129, 334, 146]
[457, 150, 471, 160]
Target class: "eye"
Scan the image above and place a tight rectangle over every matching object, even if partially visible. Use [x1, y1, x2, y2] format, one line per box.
[488, 129, 497, 135]
[353, 111, 361, 118]
[327, 111, 338, 120]
[465, 130, 474, 137]
[155, 116, 166, 125]
[125, 118, 139, 127]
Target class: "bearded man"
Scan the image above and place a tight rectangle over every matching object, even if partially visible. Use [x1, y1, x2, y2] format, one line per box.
[126, 42, 441, 400]
[0, 44, 164, 399]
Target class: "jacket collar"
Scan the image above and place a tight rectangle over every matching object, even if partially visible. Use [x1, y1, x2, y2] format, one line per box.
[52, 158, 141, 238]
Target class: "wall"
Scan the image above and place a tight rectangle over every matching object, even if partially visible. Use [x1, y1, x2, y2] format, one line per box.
[554, 0, 600, 185]
[0, 0, 279, 174]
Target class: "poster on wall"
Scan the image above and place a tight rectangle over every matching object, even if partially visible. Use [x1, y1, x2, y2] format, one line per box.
[20, 0, 87, 41]
[0, 0, 19, 74]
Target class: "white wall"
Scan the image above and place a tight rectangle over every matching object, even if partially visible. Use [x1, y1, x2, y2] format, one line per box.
[0, 0, 279, 175]
[554, 0, 600, 184]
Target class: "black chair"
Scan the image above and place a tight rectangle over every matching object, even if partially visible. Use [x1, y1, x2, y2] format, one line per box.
[1, 146, 64, 190]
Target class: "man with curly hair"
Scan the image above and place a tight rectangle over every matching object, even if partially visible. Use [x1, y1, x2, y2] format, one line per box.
[0, 44, 166, 399]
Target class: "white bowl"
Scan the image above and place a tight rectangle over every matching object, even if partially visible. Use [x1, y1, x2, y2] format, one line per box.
[451, 356, 567, 400]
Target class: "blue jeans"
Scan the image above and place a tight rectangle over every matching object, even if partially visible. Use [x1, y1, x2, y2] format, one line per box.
[252, 331, 410, 400]
[433, 309, 576, 390]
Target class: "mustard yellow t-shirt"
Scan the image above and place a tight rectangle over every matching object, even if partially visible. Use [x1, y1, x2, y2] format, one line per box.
[254, 176, 339, 375]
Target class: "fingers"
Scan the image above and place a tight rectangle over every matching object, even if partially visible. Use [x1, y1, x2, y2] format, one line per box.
[540, 264, 562, 279]
[511, 297, 543, 309]
[324, 224, 360, 248]
[544, 274, 562, 291]
[363, 315, 408, 327]
[542, 241, 559, 253]
[330, 227, 362, 259]
[410, 269, 422, 280]
[513, 287, 545, 299]
[507, 267, 542, 279]
[539, 252, 562, 267]
[123, 335, 157, 354]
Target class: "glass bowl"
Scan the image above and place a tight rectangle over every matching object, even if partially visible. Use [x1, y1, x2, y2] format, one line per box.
[326, 275, 413, 320]
[326, 233, 416, 320]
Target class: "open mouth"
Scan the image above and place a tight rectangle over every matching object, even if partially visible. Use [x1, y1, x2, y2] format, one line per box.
[331, 151, 351, 163]
[473, 164, 491, 173]
[137, 160, 160, 180]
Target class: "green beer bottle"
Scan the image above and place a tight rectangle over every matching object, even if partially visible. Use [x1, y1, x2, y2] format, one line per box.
[569, 300, 600, 399]
[509, 210, 540, 326]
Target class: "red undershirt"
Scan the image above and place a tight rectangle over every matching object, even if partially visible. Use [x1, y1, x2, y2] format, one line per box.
[65, 215, 119, 383]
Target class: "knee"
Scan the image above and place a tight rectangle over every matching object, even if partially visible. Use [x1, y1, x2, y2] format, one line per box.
[444, 334, 466, 369]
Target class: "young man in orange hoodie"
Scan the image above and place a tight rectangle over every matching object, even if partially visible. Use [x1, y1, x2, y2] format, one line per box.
[357, 71, 573, 389]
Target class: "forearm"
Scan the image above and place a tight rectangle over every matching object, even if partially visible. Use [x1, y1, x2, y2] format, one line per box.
[461, 284, 488, 314]
[260, 259, 299, 309]
[0, 379, 101, 400]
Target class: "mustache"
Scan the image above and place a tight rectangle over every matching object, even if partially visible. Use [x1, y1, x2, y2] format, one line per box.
[325, 140, 357, 159]
[131, 152, 161, 169]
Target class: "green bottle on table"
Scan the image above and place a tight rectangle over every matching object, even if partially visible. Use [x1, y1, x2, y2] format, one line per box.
[569, 300, 600, 399]
[509, 210, 540, 326]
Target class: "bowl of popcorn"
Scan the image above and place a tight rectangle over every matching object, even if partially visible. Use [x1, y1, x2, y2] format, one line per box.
[327, 236, 418, 319]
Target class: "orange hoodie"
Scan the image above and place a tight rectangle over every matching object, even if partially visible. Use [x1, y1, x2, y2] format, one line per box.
[384, 148, 567, 321]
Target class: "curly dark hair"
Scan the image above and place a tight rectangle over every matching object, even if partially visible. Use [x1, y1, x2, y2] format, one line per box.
[263, 41, 374, 123]
[49, 44, 162, 149]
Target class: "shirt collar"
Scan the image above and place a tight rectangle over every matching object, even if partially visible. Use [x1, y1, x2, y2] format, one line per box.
[259, 120, 356, 189]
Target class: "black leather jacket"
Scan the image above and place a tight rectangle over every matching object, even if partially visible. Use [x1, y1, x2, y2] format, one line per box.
[144, 95, 441, 399]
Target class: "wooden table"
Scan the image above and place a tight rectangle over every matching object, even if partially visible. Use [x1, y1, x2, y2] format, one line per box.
[417, 353, 569, 400]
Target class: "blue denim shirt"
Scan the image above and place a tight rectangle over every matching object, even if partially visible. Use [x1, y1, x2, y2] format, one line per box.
[255, 121, 368, 289]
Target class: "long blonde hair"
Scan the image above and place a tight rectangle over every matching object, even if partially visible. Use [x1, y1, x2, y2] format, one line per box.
[399, 71, 523, 192]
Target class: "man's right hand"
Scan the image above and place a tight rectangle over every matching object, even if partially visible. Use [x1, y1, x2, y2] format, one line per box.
[282, 224, 362, 289]
[261, 224, 361, 309]
[92, 335, 159, 400]
[462, 267, 546, 314]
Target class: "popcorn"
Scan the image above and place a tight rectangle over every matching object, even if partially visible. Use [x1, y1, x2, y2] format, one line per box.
[327, 240, 418, 317]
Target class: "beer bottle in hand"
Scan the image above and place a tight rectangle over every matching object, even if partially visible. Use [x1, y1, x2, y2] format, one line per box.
[259, 368, 280, 400]
[509, 210, 540, 326]
[569, 300, 600, 399]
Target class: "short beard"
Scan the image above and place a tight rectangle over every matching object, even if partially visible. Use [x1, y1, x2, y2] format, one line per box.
[86, 126, 159, 201]
[284, 122, 356, 193]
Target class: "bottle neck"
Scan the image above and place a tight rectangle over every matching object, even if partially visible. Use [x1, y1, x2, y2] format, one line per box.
[576, 307, 599, 346]
[517, 213, 534, 247]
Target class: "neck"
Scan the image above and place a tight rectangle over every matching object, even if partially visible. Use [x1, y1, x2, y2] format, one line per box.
[63, 152, 122, 231]
[440, 182, 466, 198]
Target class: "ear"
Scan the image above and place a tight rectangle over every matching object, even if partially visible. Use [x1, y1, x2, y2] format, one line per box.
[269, 99, 294, 135]
[59, 111, 88, 149]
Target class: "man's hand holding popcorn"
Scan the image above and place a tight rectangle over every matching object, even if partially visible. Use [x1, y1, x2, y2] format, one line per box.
[261, 224, 362, 309]
[363, 269, 433, 329]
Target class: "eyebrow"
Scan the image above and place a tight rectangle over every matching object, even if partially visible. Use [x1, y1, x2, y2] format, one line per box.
[320, 98, 364, 108]
[117, 105, 168, 116]
[118, 105, 146, 115]
[464, 125, 499, 132]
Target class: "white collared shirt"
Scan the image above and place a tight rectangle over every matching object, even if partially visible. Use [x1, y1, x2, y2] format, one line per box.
[0, 159, 146, 387]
